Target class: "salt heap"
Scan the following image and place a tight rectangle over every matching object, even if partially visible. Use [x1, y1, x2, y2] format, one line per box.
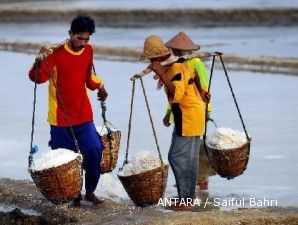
[96, 125, 119, 136]
[118, 151, 168, 177]
[30, 149, 81, 171]
[96, 173, 129, 203]
[206, 127, 247, 150]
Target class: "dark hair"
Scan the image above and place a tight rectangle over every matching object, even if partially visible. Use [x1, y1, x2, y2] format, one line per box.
[70, 15, 95, 35]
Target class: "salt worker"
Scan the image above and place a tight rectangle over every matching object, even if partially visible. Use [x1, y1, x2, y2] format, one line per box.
[140, 35, 206, 211]
[28, 15, 107, 207]
[164, 32, 216, 190]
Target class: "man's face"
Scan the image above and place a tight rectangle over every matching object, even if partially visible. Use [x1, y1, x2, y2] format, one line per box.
[69, 31, 90, 51]
[172, 49, 182, 57]
[150, 54, 171, 63]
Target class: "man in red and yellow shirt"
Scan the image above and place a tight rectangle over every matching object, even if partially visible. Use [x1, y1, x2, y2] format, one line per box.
[29, 15, 107, 207]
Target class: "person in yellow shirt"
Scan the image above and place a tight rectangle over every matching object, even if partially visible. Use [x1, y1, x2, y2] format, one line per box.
[140, 35, 206, 211]
[164, 32, 216, 191]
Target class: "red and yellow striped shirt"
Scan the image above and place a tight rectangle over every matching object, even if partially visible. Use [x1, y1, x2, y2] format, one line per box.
[29, 43, 103, 126]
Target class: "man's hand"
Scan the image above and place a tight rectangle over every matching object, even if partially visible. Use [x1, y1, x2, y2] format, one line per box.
[148, 62, 166, 78]
[97, 87, 108, 102]
[200, 90, 211, 103]
[163, 114, 171, 127]
[39, 46, 48, 54]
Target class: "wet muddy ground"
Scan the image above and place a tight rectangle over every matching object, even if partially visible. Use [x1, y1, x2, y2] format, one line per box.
[0, 178, 298, 225]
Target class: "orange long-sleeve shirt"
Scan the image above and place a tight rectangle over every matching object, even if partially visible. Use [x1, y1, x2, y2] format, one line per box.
[29, 43, 103, 126]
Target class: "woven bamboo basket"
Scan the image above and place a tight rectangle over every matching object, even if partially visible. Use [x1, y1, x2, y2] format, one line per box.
[118, 164, 169, 207]
[29, 156, 83, 204]
[198, 143, 217, 178]
[206, 141, 250, 179]
[100, 130, 121, 174]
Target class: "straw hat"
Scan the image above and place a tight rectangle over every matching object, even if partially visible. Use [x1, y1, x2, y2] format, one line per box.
[165, 32, 200, 51]
[140, 35, 172, 60]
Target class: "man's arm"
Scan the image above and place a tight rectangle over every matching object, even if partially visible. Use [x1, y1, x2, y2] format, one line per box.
[86, 71, 108, 101]
[149, 62, 185, 103]
[86, 72, 105, 90]
[194, 71, 210, 103]
[28, 47, 54, 84]
[194, 71, 203, 93]
[86, 48, 108, 101]
[149, 62, 175, 98]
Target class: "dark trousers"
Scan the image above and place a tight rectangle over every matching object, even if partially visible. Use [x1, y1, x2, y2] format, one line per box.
[49, 122, 104, 196]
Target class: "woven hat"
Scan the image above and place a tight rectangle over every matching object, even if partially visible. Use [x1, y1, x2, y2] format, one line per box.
[165, 32, 200, 51]
[140, 35, 172, 60]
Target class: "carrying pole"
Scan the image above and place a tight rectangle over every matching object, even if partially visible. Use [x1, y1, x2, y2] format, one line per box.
[130, 52, 220, 81]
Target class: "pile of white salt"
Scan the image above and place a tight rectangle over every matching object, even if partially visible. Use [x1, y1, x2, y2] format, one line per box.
[30, 149, 81, 171]
[206, 127, 248, 150]
[118, 151, 168, 177]
[96, 125, 119, 136]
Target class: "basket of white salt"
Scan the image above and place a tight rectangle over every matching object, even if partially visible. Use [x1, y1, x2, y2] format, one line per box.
[29, 149, 83, 204]
[205, 127, 250, 179]
[117, 151, 168, 207]
[97, 125, 121, 174]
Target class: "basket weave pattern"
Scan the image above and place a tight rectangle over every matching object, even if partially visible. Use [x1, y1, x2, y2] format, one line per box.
[100, 130, 121, 174]
[118, 164, 169, 207]
[207, 142, 250, 178]
[30, 156, 82, 204]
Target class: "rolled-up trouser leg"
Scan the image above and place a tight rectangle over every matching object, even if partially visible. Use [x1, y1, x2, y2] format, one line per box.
[168, 132, 200, 200]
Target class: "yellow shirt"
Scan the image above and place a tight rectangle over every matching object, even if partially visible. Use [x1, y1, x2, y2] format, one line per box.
[165, 61, 206, 136]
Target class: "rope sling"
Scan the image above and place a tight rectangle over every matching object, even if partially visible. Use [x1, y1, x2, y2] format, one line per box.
[28, 59, 81, 170]
[202, 53, 251, 179]
[119, 77, 166, 185]
[92, 63, 117, 172]
[27, 55, 84, 204]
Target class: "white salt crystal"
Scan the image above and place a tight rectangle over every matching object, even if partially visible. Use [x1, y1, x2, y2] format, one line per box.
[118, 151, 168, 177]
[95, 173, 129, 202]
[96, 125, 119, 136]
[206, 127, 248, 150]
[30, 149, 81, 171]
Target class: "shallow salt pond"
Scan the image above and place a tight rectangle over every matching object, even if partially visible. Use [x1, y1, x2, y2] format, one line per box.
[0, 0, 297, 9]
[0, 51, 297, 209]
[0, 23, 298, 58]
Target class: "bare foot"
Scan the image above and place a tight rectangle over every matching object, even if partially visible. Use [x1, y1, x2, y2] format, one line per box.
[69, 194, 82, 208]
[84, 193, 104, 207]
[166, 204, 195, 212]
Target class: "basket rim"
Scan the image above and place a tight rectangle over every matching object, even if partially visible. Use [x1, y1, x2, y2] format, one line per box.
[99, 129, 121, 137]
[29, 154, 82, 174]
[206, 140, 250, 152]
[117, 163, 168, 179]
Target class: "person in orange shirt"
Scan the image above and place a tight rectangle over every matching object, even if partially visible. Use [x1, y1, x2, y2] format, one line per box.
[140, 35, 206, 211]
[29, 15, 107, 207]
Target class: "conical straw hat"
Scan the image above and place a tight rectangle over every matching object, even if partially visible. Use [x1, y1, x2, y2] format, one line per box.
[165, 32, 200, 51]
[140, 35, 172, 60]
